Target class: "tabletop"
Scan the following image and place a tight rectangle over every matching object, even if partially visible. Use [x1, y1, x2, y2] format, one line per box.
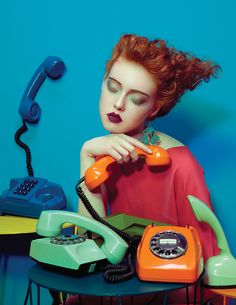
[0, 215, 37, 235]
[28, 264, 186, 297]
[0, 215, 72, 235]
[210, 288, 236, 298]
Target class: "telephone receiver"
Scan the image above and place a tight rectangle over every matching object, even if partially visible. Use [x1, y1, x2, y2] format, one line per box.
[85, 145, 171, 191]
[188, 195, 236, 287]
[32, 210, 128, 265]
[18, 56, 66, 124]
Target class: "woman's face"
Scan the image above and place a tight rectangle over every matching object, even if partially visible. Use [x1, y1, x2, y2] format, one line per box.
[99, 57, 159, 137]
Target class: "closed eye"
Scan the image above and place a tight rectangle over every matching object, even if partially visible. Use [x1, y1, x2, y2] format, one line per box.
[107, 78, 121, 93]
[129, 94, 147, 105]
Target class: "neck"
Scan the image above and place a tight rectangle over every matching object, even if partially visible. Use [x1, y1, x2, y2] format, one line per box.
[125, 127, 144, 139]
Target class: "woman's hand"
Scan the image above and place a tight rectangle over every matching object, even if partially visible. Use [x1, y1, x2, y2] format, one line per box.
[79, 134, 151, 218]
[81, 134, 152, 164]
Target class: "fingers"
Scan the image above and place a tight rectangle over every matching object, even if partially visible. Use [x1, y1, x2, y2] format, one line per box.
[130, 149, 139, 163]
[121, 134, 152, 154]
[114, 140, 138, 163]
[108, 148, 126, 164]
[109, 134, 152, 164]
[110, 144, 130, 164]
[83, 134, 153, 164]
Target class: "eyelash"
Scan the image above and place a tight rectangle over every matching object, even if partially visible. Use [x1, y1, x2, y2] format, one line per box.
[107, 80, 146, 105]
[107, 80, 120, 93]
[130, 96, 146, 105]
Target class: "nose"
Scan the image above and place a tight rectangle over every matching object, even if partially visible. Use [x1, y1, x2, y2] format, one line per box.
[114, 94, 125, 111]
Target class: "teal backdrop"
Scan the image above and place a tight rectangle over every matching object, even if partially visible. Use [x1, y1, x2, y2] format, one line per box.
[0, 1, 235, 304]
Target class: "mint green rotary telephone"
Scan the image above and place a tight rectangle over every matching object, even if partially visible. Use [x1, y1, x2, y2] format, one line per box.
[30, 210, 128, 274]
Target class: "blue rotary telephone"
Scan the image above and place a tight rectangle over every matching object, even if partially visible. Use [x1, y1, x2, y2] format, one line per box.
[0, 56, 67, 218]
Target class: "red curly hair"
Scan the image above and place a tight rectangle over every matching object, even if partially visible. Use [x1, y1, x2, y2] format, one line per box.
[105, 34, 221, 118]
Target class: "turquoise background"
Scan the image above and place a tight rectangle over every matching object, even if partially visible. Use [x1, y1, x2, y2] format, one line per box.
[0, 1, 235, 304]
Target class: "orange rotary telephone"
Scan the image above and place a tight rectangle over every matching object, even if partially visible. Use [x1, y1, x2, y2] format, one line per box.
[85, 145, 170, 190]
[136, 224, 204, 283]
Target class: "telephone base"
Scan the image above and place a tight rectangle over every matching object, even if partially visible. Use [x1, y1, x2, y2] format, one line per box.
[136, 225, 204, 283]
[0, 177, 67, 218]
[30, 237, 110, 274]
[33, 258, 108, 277]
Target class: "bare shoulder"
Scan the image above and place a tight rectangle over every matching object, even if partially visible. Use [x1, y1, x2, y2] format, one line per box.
[157, 131, 185, 150]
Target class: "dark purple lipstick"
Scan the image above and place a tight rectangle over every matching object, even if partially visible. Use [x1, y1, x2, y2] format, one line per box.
[107, 112, 123, 123]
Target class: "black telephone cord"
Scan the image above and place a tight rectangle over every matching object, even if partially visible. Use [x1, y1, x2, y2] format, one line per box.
[103, 252, 135, 283]
[75, 178, 141, 282]
[75, 178, 141, 247]
[14, 120, 34, 177]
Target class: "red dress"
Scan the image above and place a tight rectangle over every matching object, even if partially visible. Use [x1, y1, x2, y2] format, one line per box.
[104, 146, 219, 261]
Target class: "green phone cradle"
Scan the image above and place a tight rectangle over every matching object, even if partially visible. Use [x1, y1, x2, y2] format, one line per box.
[188, 195, 236, 287]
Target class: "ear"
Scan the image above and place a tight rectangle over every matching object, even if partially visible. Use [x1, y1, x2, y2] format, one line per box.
[148, 104, 161, 119]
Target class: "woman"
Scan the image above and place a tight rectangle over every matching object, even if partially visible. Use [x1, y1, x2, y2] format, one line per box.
[80, 33, 219, 259]
[73, 34, 221, 305]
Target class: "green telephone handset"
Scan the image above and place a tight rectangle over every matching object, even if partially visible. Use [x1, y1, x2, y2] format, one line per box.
[188, 195, 236, 287]
[30, 210, 128, 274]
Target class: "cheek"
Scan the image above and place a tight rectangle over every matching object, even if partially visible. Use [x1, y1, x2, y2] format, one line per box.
[99, 92, 107, 113]
[127, 104, 153, 122]
[124, 112, 147, 130]
[99, 90, 112, 109]
[134, 112, 149, 124]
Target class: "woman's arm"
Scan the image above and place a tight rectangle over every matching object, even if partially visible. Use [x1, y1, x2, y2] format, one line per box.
[78, 145, 107, 218]
[78, 134, 152, 217]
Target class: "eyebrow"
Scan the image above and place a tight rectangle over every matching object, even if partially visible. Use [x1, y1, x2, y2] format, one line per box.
[108, 77, 150, 98]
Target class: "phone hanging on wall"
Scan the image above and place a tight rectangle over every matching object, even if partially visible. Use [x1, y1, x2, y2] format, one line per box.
[0, 56, 67, 218]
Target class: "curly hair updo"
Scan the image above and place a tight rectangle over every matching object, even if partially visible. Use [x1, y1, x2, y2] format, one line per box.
[105, 34, 221, 118]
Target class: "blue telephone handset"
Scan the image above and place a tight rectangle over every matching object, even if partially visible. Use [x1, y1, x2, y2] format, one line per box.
[30, 210, 128, 273]
[18, 56, 66, 124]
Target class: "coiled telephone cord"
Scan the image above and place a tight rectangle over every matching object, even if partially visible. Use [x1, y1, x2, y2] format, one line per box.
[103, 252, 135, 283]
[75, 178, 141, 283]
[14, 120, 34, 177]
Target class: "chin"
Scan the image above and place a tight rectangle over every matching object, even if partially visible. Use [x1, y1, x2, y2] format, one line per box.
[104, 126, 124, 134]
[102, 121, 124, 134]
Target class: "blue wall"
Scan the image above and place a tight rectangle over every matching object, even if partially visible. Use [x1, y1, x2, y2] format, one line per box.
[0, 0, 236, 304]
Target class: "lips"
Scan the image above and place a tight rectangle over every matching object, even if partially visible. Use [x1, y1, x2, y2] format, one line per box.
[107, 112, 123, 123]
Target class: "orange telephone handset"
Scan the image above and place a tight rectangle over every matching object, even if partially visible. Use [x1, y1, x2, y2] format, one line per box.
[136, 224, 203, 283]
[85, 145, 171, 191]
